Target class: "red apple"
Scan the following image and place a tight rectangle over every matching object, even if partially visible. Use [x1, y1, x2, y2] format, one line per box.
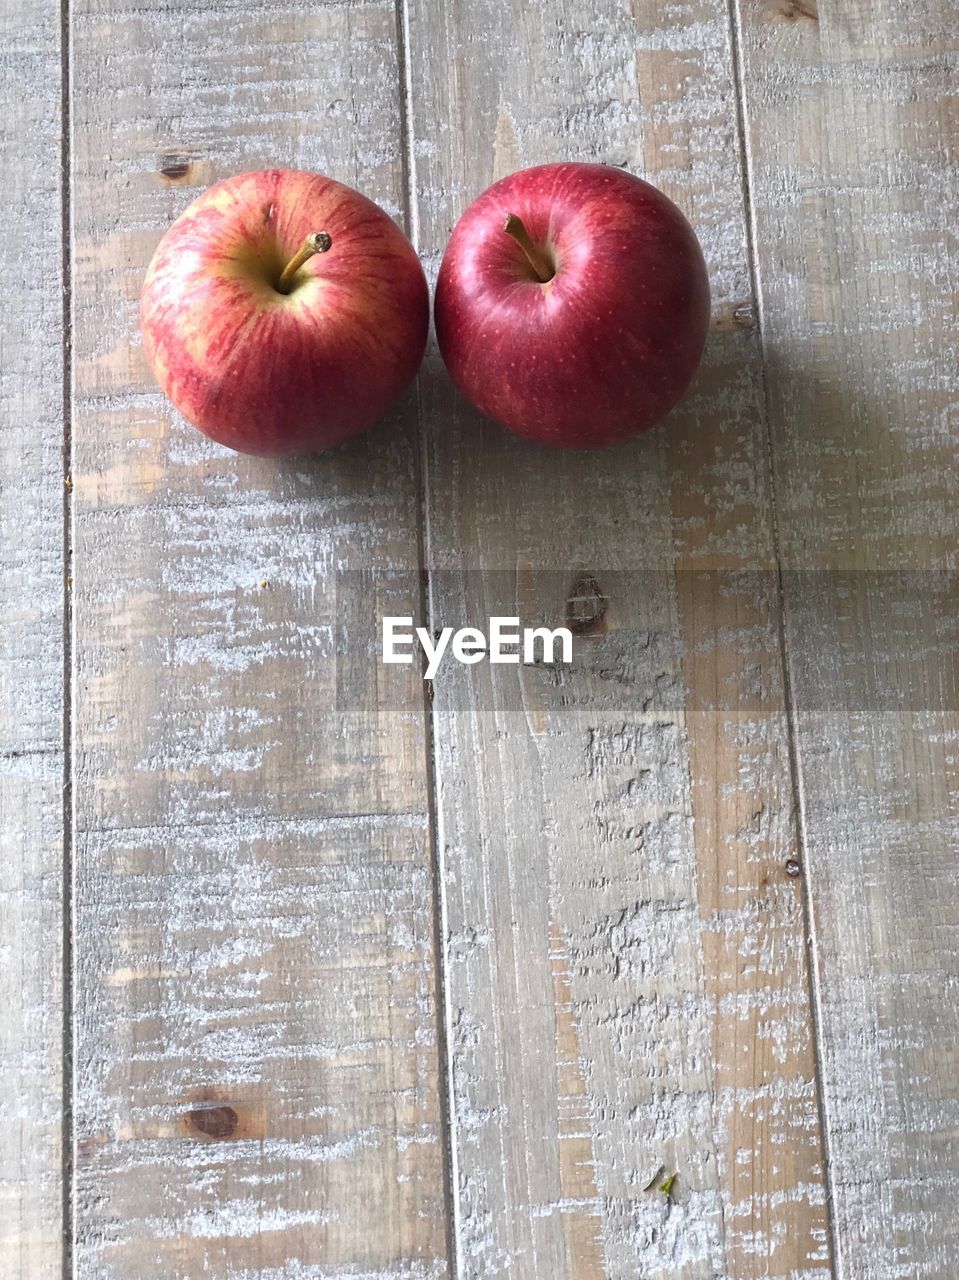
[434, 163, 710, 448]
[141, 169, 429, 456]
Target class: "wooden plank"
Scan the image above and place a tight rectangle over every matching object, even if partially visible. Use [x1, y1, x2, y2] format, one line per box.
[0, 0, 65, 1274]
[734, 2, 959, 1274]
[69, 2, 448, 1275]
[407, 1, 831, 1275]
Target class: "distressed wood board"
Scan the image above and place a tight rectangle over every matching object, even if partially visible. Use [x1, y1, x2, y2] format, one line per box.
[735, 1, 959, 1275]
[68, 0, 446, 1275]
[0, 0, 65, 1275]
[407, 0, 830, 1274]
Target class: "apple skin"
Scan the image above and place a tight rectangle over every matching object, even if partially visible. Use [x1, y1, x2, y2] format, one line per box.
[434, 163, 710, 448]
[141, 169, 429, 456]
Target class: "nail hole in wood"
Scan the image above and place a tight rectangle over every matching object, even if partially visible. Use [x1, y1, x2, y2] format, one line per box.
[565, 573, 608, 635]
[158, 154, 192, 181]
[186, 1104, 239, 1139]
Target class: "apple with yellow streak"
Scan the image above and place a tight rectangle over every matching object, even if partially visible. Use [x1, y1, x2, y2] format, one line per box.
[141, 169, 429, 456]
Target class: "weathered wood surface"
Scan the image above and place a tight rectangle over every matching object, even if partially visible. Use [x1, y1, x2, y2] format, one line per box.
[69, 1, 447, 1275]
[736, 1, 959, 1275]
[0, 0, 65, 1275]
[5, 0, 957, 1272]
[407, 1, 830, 1275]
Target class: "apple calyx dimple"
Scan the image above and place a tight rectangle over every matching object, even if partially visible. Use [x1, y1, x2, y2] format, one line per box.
[276, 230, 332, 294]
[503, 213, 555, 284]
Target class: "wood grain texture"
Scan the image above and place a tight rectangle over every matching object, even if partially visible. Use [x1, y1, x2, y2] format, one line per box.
[735, 1, 959, 1275]
[406, 0, 830, 1274]
[0, 0, 64, 1274]
[69, 2, 447, 1274]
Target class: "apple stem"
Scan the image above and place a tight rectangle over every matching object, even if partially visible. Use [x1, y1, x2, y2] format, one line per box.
[503, 214, 554, 283]
[277, 231, 332, 293]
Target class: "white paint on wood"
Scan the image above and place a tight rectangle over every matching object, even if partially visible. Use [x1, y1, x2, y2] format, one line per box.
[406, 0, 831, 1274]
[735, 2, 959, 1274]
[7, 0, 953, 1272]
[0, 3, 64, 1275]
[69, 1, 448, 1274]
